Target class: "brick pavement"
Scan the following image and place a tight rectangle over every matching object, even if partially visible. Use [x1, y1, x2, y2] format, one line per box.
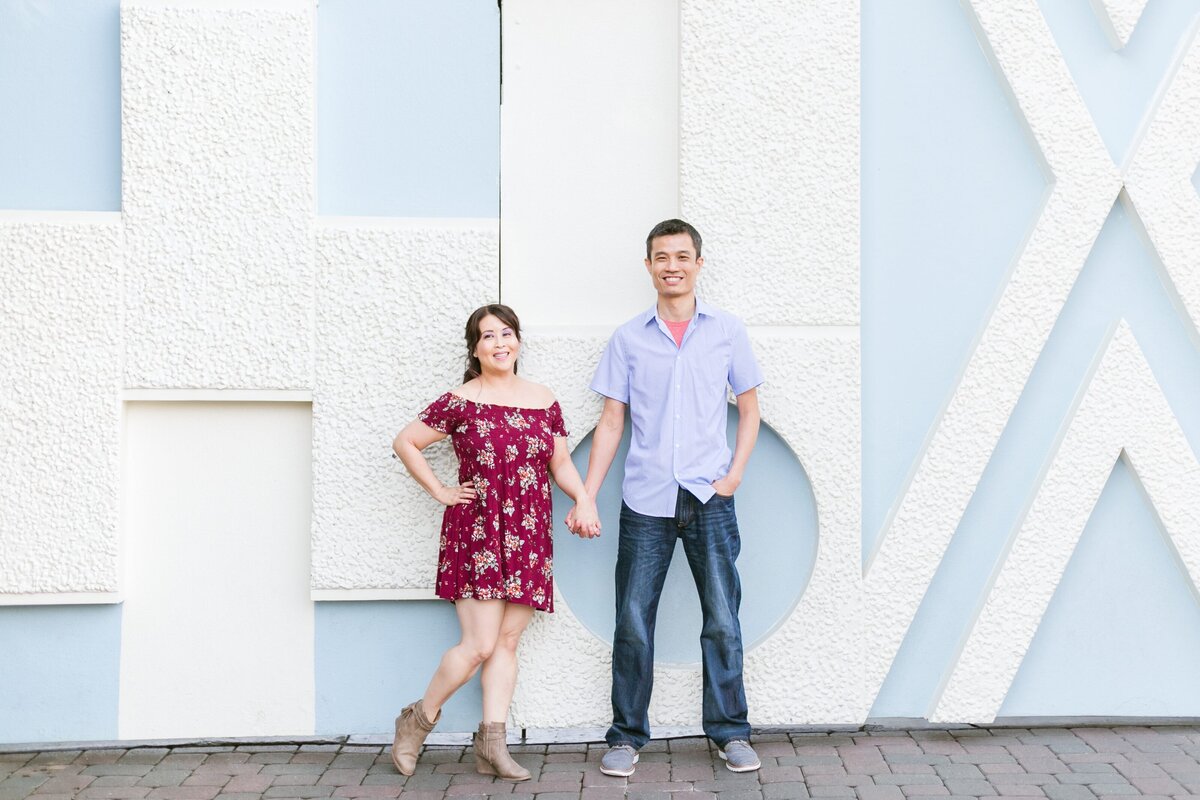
[5, 726, 1200, 800]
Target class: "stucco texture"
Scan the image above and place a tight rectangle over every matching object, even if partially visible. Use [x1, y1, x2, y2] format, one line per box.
[121, 4, 316, 390]
[680, 0, 859, 327]
[311, 221, 500, 591]
[0, 218, 123, 594]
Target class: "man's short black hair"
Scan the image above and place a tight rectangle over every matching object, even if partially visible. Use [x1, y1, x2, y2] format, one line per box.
[646, 219, 702, 259]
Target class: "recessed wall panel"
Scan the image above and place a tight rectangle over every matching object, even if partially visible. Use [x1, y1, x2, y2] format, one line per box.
[500, 0, 678, 327]
[317, 0, 499, 217]
[0, 2, 121, 211]
[119, 402, 314, 738]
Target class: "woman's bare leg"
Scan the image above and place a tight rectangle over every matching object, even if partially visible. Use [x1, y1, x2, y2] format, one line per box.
[479, 602, 535, 723]
[421, 599, 505, 718]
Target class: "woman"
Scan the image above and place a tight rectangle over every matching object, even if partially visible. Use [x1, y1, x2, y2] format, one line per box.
[390, 304, 601, 781]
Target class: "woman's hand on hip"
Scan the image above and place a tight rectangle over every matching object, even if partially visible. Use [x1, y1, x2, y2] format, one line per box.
[434, 481, 477, 506]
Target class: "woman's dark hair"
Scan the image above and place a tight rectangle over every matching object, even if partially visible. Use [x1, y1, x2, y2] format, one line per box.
[463, 304, 522, 383]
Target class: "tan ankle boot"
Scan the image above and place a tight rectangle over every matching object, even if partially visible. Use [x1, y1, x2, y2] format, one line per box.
[390, 700, 439, 776]
[472, 721, 530, 781]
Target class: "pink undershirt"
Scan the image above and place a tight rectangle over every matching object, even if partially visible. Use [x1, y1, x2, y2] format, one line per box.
[664, 318, 691, 348]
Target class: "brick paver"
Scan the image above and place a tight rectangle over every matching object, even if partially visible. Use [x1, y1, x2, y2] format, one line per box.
[7, 727, 1200, 799]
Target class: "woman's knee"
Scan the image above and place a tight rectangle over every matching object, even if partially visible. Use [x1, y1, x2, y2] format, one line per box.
[459, 639, 497, 666]
[489, 603, 534, 655]
[493, 626, 524, 655]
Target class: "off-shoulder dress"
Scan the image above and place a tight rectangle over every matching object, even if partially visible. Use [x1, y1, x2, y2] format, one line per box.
[418, 391, 568, 612]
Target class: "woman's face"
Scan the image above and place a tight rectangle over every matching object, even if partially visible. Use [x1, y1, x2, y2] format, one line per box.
[474, 314, 520, 375]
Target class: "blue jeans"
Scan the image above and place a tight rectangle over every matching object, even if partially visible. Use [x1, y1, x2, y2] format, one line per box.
[606, 487, 750, 749]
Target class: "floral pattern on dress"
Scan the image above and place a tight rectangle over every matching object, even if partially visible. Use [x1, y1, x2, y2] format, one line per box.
[416, 391, 568, 612]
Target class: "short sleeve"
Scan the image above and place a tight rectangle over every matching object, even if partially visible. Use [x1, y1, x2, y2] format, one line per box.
[417, 392, 465, 434]
[727, 318, 764, 395]
[590, 329, 631, 403]
[547, 402, 569, 438]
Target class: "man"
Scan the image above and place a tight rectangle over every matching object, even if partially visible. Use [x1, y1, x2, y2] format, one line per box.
[568, 219, 763, 775]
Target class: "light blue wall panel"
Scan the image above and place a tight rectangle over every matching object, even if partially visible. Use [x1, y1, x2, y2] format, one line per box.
[553, 408, 817, 665]
[0, 0, 121, 211]
[317, 0, 499, 217]
[315, 601, 484, 735]
[861, 0, 1048, 562]
[1038, 0, 1199, 166]
[872, 199, 1200, 718]
[0, 605, 121, 744]
[1001, 458, 1200, 717]
[865, 0, 1200, 718]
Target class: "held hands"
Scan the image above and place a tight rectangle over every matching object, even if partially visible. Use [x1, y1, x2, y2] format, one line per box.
[434, 481, 477, 506]
[565, 497, 602, 539]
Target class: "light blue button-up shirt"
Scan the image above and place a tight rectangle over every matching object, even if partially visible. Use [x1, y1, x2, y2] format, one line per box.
[590, 300, 764, 517]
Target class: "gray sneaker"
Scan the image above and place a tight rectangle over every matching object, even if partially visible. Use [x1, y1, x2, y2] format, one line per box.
[599, 744, 639, 777]
[719, 739, 761, 772]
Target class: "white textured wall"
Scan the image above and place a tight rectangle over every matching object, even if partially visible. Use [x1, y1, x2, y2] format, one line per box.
[0, 214, 122, 597]
[311, 219, 499, 592]
[5, 0, 1199, 731]
[681, 0, 860, 326]
[1092, 0, 1151, 49]
[121, 2, 316, 390]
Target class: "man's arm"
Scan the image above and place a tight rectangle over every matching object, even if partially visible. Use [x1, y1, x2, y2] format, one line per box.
[584, 397, 627, 498]
[712, 387, 760, 497]
[565, 397, 625, 533]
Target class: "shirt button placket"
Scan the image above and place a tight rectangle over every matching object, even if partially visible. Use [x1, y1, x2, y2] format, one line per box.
[672, 354, 681, 482]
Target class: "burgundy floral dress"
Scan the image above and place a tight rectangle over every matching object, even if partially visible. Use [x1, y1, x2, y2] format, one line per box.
[418, 392, 568, 612]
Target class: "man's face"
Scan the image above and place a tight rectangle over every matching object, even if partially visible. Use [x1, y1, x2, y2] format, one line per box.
[645, 232, 703, 299]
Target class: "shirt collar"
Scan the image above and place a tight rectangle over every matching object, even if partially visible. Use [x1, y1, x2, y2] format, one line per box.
[641, 298, 714, 326]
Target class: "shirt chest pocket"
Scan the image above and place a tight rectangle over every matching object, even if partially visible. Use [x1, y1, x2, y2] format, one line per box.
[687, 338, 733, 393]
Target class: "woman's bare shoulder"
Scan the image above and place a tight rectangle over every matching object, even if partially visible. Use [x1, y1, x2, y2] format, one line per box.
[517, 378, 557, 408]
[448, 379, 481, 400]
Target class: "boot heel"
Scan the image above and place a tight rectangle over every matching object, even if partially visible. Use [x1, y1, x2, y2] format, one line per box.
[474, 751, 497, 776]
[473, 721, 530, 781]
